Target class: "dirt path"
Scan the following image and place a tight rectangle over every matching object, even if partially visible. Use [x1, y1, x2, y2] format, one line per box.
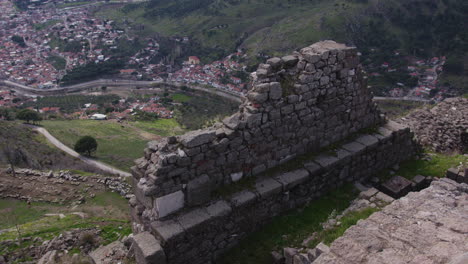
[31, 126, 132, 177]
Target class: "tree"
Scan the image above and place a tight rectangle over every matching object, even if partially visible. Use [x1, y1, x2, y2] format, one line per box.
[74, 136, 98, 156]
[16, 109, 42, 124]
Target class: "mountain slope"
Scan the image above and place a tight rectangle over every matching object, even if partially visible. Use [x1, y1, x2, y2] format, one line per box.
[99, 0, 467, 57]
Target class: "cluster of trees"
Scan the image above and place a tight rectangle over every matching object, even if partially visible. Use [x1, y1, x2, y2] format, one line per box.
[11, 35, 26, 48]
[61, 59, 125, 85]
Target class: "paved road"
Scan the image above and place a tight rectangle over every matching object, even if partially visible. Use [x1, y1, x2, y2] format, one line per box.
[31, 126, 132, 177]
[1, 79, 243, 103]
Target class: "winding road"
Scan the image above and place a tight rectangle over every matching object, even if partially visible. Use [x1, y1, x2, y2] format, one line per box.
[31, 125, 131, 177]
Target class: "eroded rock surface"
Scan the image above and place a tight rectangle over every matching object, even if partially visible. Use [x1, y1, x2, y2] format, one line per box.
[313, 178, 468, 264]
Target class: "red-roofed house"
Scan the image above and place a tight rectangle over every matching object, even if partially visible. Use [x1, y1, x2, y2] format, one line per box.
[188, 56, 200, 65]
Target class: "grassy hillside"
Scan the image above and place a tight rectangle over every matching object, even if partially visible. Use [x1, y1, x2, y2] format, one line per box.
[0, 121, 101, 172]
[41, 119, 184, 171]
[97, 0, 467, 62]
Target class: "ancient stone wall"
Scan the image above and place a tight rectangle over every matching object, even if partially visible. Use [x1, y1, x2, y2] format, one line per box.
[131, 41, 384, 220]
[130, 121, 415, 264]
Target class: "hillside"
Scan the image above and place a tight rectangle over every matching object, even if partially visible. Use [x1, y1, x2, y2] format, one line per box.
[98, 0, 467, 58]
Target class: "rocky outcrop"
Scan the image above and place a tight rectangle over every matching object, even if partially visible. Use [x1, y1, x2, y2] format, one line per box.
[312, 178, 468, 264]
[400, 97, 468, 153]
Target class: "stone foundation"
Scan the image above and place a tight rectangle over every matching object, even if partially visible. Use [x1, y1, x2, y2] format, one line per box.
[131, 121, 415, 264]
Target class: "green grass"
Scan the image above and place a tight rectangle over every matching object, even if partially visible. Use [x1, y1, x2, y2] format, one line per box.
[0, 199, 54, 230]
[41, 120, 162, 171]
[378, 152, 468, 180]
[46, 55, 67, 70]
[57, 1, 93, 8]
[171, 93, 192, 103]
[308, 207, 380, 247]
[33, 19, 61, 31]
[132, 119, 185, 137]
[219, 184, 358, 264]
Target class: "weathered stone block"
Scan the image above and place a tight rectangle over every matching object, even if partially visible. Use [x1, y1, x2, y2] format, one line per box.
[187, 174, 213, 206]
[276, 169, 310, 190]
[151, 220, 185, 244]
[230, 190, 257, 207]
[206, 200, 232, 217]
[270, 82, 283, 99]
[154, 191, 185, 218]
[380, 175, 413, 199]
[314, 154, 339, 169]
[177, 208, 211, 231]
[132, 232, 166, 264]
[179, 130, 215, 148]
[342, 141, 366, 154]
[355, 134, 379, 147]
[255, 177, 283, 198]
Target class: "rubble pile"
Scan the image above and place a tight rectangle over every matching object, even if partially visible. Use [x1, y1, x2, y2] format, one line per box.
[401, 97, 468, 153]
[1, 168, 132, 202]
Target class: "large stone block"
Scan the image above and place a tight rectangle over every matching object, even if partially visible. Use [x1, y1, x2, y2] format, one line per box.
[154, 191, 185, 218]
[132, 232, 166, 264]
[276, 169, 310, 190]
[179, 130, 216, 148]
[187, 174, 213, 206]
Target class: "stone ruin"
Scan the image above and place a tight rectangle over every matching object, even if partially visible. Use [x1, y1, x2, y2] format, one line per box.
[128, 41, 416, 264]
[401, 97, 468, 153]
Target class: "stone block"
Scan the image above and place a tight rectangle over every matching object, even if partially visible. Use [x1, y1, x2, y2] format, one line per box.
[179, 129, 215, 148]
[446, 168, 459, 181]
[230, 190, 257, 207]
[276, 169, 310, 190]
[359, 187, 379, 199]
[223, 113, 242, 130]
[230, 172, 243, 182]
[374, 191, 395, 203]
[304, 161, 322, 176]
[132, 232, 166, 264]
[187, 174, 213, 206]
[314, 154, 339, 169]
[266, 57, 283, 69]
[412, 175, 427, 190]
[355, 134, 379, 147]
[293, 253, 310, 264]
[284, 247, 298, 264]
[206, 200, 232, 217]
[380, 175, 413, 199]
[255, 177, 283, 198]
[154, 191, 185, 218]
[151, 220, 184, 244]
[177, 208, 211, 231]
[270, 82, 283, 100]
[282, 55, 299, 68]
[342, 141, 366, 154]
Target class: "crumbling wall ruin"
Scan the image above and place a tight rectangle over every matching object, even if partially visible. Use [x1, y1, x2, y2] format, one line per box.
[127, 41, 417, 264]
[131, 41, 384, 221]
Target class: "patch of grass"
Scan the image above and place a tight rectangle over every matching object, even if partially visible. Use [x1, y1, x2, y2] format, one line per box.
[46, 55, 67, 70]
[33, 19, 61, 31]
[100, 224, 132, 245]
[308, 207, 380, 248]
[132, 119, 185, 137]
[57, 1, 92, 8]
[171, 93, 192, 103]
[0, 199, 53, 230]
[219, 184, 358, 264]
[378, 152, 468, 181]
[41, 120, 157, 171]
